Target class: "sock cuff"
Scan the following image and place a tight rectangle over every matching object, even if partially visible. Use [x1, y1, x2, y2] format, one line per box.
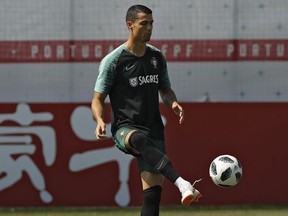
[143, 185, 162, 193]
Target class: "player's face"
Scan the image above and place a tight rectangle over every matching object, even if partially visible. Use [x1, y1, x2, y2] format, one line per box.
[130, 12, 154, 42]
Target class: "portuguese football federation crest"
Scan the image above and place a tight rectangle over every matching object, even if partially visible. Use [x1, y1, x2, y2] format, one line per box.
[151, 57, 158, 69]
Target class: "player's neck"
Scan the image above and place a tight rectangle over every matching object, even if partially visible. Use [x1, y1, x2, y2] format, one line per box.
[125, 40, 146, 57]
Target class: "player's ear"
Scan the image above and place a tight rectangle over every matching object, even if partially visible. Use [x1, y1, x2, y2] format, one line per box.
[127, 21, 133, 30]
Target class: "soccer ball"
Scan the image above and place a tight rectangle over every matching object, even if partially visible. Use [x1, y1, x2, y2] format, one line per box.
[209, 154, 242, 188]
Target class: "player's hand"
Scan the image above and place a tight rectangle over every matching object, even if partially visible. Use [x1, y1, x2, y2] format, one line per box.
[95, 121, 109, 140]
[172, 102, 184, 124]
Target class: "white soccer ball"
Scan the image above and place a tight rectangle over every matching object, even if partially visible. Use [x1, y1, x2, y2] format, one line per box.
[209, 154, 243, 188]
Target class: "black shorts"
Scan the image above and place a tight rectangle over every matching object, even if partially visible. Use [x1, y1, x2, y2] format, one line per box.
[114, 126, 166, 173]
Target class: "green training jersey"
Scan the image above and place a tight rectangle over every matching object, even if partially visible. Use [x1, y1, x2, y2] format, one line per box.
[94, 44, 171, 139]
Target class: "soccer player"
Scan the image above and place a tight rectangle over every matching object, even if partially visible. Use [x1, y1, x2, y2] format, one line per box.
[91, 4, 202, 216]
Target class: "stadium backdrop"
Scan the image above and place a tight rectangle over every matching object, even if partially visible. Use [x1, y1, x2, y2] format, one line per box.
[0, 0, 288, 207]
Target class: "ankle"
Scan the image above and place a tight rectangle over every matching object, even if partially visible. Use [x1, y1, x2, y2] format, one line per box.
[174, 177, 191, 193]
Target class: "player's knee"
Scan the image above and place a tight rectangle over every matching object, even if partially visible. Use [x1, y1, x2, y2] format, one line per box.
[141, 172, 164, 188]
[129, 131, 152, 152]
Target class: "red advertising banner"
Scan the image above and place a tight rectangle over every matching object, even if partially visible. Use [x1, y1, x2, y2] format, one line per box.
[0, 103, 288, 206]
[0, 39, 287, 63]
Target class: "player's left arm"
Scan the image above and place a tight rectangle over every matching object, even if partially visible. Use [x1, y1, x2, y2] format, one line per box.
[159, 87, 184, 124]
[158, 51, 184, 124]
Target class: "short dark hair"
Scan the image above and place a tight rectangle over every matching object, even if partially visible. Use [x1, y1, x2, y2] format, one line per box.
[126, 5, 152, 22]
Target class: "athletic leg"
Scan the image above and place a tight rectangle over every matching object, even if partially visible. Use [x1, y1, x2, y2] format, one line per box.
[127, 130, 202, 205]
[114, 127, 202, 206]
[128, 131, 179, 183]
[140, 172, 164, 216]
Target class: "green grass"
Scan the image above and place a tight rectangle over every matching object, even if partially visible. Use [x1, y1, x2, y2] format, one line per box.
[0, 205, 287, 216]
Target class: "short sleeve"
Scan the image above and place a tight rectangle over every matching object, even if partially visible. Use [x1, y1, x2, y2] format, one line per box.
[94, 55, 117, 94]
[94, 45, 124, 94]
[158, 52, 171, 89]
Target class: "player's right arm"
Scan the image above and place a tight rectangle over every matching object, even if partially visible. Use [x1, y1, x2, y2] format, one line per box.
[91, 46, 121, 139]
[91, 91, 109, 140]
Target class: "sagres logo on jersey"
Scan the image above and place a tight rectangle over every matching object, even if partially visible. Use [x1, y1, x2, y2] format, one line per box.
[129, 77, 138, 87]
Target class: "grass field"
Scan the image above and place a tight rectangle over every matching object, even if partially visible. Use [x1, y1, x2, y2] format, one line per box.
[0, 205, 288, 216]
